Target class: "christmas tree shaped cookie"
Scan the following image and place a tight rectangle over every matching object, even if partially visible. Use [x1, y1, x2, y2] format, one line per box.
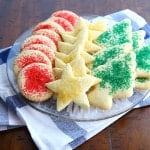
[88, 52, 136, 109]
[95, 19, 132, 49]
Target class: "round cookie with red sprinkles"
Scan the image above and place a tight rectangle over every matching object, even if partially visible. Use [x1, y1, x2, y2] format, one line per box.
[20, 35, 56, 51]
[50, 16, 73, 31]
[17, 63, 54, 102]
[13, 50, 52, 75]
[33, 29, 61, 46]
[21, 44, 55, 63]
[32, 21, 65, 34]
[51, 10, 79, 27]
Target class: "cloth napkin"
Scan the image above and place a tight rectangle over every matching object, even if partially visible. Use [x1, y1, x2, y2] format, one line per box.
[1, 9, 150, 150]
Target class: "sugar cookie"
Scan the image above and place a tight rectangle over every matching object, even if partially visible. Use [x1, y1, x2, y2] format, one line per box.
[135, 77, 150, 90]
[13, 50, 51, 76]
[95, 19, 132, 49]
[33, 29, 61, 46]
[92, 43, 132, 69]
[87, 85, 113, 110]
[132, 30, 145, 50]
[136, 46, 150, 78]
[92, 52, 136, 99]
[33, 20, 65, 34]
[46, 64, 100, 111]
[50, 16, 73, 31]
[17, 63, 54, 102]
[20, 35, 56, 51]
[51, 10, 79, 27]
[21, 44, 55, 62]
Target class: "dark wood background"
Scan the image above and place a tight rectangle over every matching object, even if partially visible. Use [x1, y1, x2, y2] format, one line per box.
[0, 0, 150, 149]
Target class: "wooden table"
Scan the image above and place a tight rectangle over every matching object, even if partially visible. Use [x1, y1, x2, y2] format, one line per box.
[0, 0, 150, 149]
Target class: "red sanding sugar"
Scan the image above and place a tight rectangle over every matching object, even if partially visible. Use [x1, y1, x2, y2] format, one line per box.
[33, 22, 61, 34]
[22, 44, 55, 62]
[17, 54, 49, 68]
[33, 29, 61, 46]
[24, 38, 51, 49]
[51, 10, 79, 27]
[24, 64, 54, 93]
[52, 17, 73, 31]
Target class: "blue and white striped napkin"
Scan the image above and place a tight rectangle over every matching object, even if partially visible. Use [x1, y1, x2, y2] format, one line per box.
[0, 9, 150, 150]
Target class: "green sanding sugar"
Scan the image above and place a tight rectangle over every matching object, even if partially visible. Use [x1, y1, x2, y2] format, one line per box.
[132, 30, 145, 50]
[93, 54, 132, 94]
[136, 78, 149, 83]
[95, 19, 132, 48]
[136, 46, 150, 71]
[93, 46, 125, 69]
[132, 32, 139, 50]
[124, 53, 132, 61]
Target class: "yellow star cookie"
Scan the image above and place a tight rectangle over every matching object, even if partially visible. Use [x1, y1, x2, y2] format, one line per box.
[54, 56, 90, 79]
[58, 17, 107, 55]
[66, 17, 107, 37]
[89, 19, 107, 31]
[61, 26, 89, 46]
[64, 17, 89, 36]
[59, 22, 103, 54]
[58, 28, 88, 54]
[62, 28, 98, 44]
[55, 46, 94, 64]
[46, 64, 100, 111]
[88, 29, 103, 41]
[58, 37, 101, 54]
[88, 19, 107, 41]
[61, 34, 76, 44]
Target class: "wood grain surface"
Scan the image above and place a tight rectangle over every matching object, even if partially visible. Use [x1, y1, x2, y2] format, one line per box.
[0, 0, 150, 149]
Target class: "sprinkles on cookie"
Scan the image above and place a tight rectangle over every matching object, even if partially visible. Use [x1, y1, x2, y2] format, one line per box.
[17, 63, 54, 102]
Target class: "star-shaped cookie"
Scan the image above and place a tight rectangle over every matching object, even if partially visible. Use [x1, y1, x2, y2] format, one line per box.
[58, 28, 88, 54]
[55, 45, 94, 64]
[46, 64, 100, 111]
[54, 56, 90, 79]
[58, 18, 106, 54]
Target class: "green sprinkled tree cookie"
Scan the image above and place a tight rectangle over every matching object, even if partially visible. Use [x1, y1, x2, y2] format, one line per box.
[88, 52, 136, 109]
[135, 45, 150, 78]
[95, 19, 132, 49]
[132, 30, 147, 89]
[132, 30, 145, 50]
[93, 52, 135, 97]
[92, 43, 132, 69]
